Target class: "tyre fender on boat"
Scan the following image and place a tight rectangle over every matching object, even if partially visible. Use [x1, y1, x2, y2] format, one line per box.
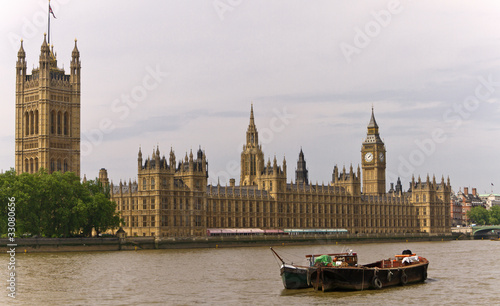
[372, 276, 383, 289]
[400, 271, 408, 285]
[387, 270, 393, 282]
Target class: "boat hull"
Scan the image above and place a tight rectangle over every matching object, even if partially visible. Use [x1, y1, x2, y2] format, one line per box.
[309, 260, 428, 291]
[280, 264, 311, 289]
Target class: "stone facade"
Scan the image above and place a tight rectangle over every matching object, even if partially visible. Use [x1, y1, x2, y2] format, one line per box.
[15, 35, 81, 176]
[108, 106, 451, 237]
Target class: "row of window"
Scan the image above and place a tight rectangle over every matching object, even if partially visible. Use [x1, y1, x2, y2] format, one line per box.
[117, 197, 205, 211]
[140, 178, 203, 190]
[23, 110, 71, 136]
[117, 196, 416, 218]
[122, 215, 415, 231]
[206, 201, 414, 216]
[206, 216, 414, 229]
[123, 215, 203, 228]
[23, 157, 70, 174]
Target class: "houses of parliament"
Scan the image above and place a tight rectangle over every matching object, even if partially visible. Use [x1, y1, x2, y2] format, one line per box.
[15, 37, 451, 238]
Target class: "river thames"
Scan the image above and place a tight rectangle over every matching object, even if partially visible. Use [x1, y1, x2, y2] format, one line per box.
[2, 240, 499, 305]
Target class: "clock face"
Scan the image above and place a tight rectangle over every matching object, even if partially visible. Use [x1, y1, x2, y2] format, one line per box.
[364, 152, 373, 162]
[379, 153, 384, 162]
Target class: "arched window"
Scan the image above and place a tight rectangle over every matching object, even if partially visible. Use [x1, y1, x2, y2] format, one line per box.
[30, 111, 34, 135]
[63, 112, 69, 136]
[35, 110, 39, 134]
[63, 160, 68, 172]
[25, 112, 29, 136]
[35, 157, 39, 173]
[50, 110, 56, 134]
[57, 159, 62, 171]
[30, 158, 34, 173]
[50, 159, 55, 172]
[57, 111, 62, 135]
[25, 159, 29, 173]
[143, 178, 147, 190]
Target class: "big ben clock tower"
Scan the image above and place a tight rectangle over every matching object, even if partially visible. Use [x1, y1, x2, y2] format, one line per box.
[361, 107, 386, 195]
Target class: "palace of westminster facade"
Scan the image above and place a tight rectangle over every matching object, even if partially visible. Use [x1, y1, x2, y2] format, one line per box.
[15, 37, 451, 237]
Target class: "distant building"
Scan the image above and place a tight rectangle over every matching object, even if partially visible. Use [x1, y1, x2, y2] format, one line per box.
[457, 187, 484, 225]
[450, 190, 462, 227]
[479, 194, 500, 209]
[106, 107, 451, 237]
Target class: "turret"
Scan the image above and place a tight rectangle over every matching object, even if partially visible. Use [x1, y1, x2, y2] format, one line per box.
[155, 146, 161, 169]
[332, 165, 338, 183]
[98, 168, 110, 188]
[138, 147, 143, 171]
[169, 147, 175, 169]
[16, 40, 26, 88]
[70, 39, 81, 85]
[39, 34, 51, 81]
[296, 148, 308, 185]
[395, 177, 402, 195]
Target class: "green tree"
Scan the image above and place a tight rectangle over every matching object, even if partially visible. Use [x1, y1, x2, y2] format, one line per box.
[0, 170, 120, 238]
[13, 171, 44, 236]
[79, 179, 121, 237]
[467, 206, 489, 225]
[0, 169, 17, 235]
[489, 206, 500, 225]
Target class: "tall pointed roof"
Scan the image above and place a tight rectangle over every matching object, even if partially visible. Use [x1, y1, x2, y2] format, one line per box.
[368, 106, 379, 129]
[40, 33, 50, 54]
[72, 39, 80, 58]
[17, 39, 25, 58]
[245, 104, 258, 146]
[364, 107, 383, 144]
[249, 103, 255, 127]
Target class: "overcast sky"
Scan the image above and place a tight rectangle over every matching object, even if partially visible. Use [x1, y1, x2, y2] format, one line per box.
[1, 1, 499, 194]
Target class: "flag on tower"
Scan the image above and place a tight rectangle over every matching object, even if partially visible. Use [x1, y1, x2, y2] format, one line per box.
[49, 4, 56, 19]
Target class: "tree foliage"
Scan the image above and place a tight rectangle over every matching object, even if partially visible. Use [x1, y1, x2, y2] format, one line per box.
[466, 206, 500, 225]
[0, 169, 121, 237]
[489, 206, 500, 225]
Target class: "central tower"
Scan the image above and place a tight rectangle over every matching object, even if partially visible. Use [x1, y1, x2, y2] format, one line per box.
[361, 108, 386, 195]
[240, 105, 264, 186]
[15, 35, 81, 176]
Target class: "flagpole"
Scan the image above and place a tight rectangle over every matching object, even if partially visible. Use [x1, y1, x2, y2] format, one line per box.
[48, 0, 51, 45]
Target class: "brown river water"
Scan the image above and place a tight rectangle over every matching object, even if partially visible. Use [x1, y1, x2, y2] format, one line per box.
[2, 240, 499, 305]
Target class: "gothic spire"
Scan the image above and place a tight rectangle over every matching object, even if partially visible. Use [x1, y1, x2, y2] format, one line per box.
[368, 105, 379, 129]
[17, 39, 25, 59]
[72, 39, 80, 58]
[296, 148, 309, 185]
[246, 104, 258, 146]
[250, 103, 255, 126]
[364, 107, 383, 144]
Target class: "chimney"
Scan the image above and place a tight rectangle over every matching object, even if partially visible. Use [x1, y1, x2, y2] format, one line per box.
[464, 187, 469, 195]
[472, 188, 477, 196]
